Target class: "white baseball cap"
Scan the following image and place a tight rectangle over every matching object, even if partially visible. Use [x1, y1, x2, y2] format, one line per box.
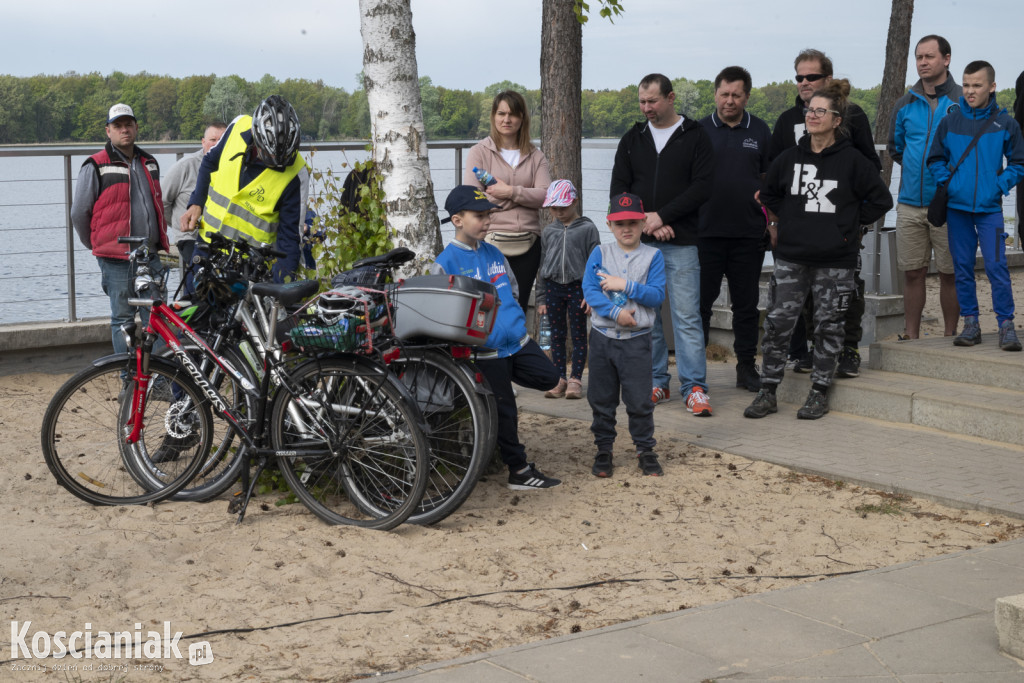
[107, 103, 136, 123]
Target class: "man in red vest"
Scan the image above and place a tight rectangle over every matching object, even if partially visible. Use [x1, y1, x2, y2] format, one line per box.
[71, 103, 169, 353]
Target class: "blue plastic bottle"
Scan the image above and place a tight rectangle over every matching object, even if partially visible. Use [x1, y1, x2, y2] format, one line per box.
[538, 314, 552, 350]
[595, 266, 628, 306]
[472, 167, 497, 186]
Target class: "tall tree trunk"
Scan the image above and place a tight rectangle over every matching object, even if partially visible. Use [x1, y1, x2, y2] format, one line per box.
[540, 0, 583, 202]
[358, 0, 441, 267]
[874, 0, 915, 189]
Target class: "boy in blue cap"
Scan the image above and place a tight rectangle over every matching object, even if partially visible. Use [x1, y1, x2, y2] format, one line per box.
[431, 185, 563, 490]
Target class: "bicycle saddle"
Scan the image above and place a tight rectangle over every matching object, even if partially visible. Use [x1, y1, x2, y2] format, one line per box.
[351, 246, 415, 269]
[250, 280, 320, 307]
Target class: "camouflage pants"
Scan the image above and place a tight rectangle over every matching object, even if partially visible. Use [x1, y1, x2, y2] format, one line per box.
[761, 259, 856, 387]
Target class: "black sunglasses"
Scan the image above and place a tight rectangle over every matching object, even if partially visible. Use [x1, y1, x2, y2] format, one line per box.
[795, 73, 827, 84]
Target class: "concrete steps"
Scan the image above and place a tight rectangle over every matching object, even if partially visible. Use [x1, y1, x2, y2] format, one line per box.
[773, 335, 1024, 447]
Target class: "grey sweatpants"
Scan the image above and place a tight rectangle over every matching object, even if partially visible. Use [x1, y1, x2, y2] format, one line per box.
[761, 258, 855, 388]
[587, 330, 656, 453]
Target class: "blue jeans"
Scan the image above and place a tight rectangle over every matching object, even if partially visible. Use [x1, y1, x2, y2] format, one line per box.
[946, 208, 1015, 324]
[98, 256, 166, 354]
[650, 242, 707, 395]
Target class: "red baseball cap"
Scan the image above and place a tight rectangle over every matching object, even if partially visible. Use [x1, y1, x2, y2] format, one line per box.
[607, 192, 646, 221]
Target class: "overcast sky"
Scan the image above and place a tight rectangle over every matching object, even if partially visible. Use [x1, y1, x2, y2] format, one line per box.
[5, 0, 1023, 94]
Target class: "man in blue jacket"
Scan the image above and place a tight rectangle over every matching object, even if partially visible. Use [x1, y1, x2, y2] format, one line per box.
[928, 60, 1024, 351]
[888, 35, 962, 339]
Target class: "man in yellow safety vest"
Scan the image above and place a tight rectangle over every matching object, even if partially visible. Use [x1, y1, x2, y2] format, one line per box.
[182, 95, 309, 281]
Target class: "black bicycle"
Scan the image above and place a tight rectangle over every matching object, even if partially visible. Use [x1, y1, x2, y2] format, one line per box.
[41, 238, 431, 530]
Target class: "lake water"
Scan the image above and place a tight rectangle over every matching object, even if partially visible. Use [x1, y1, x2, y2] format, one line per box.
[0, 143, 1015, 325]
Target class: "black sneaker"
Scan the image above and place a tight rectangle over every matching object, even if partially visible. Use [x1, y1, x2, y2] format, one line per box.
[954, 315, 982, 346]
[150, 431, 200, 463]
[797, 388, 829, 420]
[508, 463, 562, 490]
[743, 388, 778, 419]
[836, 347, 860, 378]
[637, 452, 663, 476]
[592, 452, 614, 478]
[735, 362, 762, 392]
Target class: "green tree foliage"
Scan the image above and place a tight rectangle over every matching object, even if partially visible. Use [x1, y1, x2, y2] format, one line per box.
[0, 69, 904, 144]
[581, 87, 636, 137]
[0, 75, 33, 143]
[996, 87, 1015, 112]
[203, 75, 250, 124]
[303, 156, 391, 282]
[144, 77, 178, 140]
[573, 0, 624, 23]
[746, 81, 799, 129]
[177, 75, 215, 139]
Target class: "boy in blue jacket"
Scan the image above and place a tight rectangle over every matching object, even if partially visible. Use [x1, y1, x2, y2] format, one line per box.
[582, 193, 666, 477]
[927, 60, 1024, 350]
[432, 186, 563, 490]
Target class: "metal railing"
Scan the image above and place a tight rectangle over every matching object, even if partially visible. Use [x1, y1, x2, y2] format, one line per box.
[6, 138, 1002, 327]
[0, 140, 477, 324]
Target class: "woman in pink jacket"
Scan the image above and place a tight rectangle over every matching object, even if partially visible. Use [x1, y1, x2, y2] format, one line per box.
[464, 90, 551, 314]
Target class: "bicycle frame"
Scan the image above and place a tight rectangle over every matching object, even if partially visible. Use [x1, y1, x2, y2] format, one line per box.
[123, 299, 255, 442]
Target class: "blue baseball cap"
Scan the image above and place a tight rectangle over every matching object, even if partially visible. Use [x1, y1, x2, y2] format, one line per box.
[442, 185, 500, 224]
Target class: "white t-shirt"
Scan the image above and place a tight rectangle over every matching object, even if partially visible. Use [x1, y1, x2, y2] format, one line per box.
[500, 148, 521, 169]
[649, 117, 683, 153]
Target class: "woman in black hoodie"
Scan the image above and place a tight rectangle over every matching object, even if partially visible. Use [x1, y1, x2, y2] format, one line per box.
[745, 79, 893, 421]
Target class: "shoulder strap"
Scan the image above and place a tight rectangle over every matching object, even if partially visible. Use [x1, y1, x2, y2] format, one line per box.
[946, 114, 998, 182]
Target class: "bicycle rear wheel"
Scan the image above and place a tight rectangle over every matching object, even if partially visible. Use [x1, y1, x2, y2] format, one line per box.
[392, 349, 495, 524]
[41, 357, 213, 506]
[271, 355, 429, 530]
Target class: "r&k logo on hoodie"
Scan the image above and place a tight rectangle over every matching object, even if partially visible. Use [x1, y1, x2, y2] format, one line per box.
[790, 163, 837, 213]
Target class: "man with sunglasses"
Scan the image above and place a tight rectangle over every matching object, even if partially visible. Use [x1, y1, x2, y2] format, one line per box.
[768, 49, 881, 379]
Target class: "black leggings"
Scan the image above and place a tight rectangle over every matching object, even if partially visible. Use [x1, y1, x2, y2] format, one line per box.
[506, 237, 543, 316]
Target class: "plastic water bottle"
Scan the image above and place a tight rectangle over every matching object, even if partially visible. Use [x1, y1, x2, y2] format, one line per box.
[538, 314, 552, 350]
[472, 166, 497, 186]
[595, 266, 628, 306]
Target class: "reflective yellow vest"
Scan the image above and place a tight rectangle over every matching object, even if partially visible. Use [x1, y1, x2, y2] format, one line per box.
[199, 116, 306, 248]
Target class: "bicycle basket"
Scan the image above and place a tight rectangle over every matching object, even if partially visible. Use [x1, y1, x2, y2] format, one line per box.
[287, 286, 394, 353]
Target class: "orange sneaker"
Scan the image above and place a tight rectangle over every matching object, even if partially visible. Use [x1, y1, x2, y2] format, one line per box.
[686, 387, 712, 417]
[651, 387, 670, 404]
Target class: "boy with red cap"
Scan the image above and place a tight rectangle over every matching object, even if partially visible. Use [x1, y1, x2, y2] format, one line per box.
[582, 193, 666, 477]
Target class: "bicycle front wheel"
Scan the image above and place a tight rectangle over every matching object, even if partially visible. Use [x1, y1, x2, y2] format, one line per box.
[41, 357, 213, 506]
[271, 356, 429, 530]
[153, 344, 257, 502]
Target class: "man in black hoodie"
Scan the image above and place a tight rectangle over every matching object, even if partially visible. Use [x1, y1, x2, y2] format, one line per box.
[769, 49, 882, 380]
[610, 73, 715, 417]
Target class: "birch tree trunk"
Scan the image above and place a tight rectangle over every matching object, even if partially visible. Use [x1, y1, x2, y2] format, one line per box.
[874, 0, 914, 188]
[358, 0, 441, 266]
[540, 0, 583, 201]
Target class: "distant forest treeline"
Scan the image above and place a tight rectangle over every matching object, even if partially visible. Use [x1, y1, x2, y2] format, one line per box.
[0, 71, 1016, 145]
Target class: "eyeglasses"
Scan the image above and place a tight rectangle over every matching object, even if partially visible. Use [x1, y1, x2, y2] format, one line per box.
[803, 107, 839, 119]
[795, 73, 826, 84]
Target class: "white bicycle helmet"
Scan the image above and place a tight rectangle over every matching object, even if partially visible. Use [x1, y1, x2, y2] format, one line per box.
[318, 287, 375, 326]
[251, 95, 301, 169]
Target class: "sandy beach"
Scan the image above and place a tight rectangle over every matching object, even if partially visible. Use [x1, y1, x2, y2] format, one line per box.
[3, 286, 1022, 682]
